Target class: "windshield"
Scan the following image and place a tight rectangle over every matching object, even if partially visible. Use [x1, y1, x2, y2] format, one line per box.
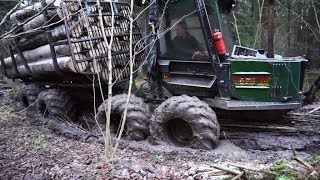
[158, 0, 234, 60]
[159, 0, 209, 61]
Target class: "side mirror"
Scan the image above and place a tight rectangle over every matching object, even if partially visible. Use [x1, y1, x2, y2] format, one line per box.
[218, 0, 236, 14]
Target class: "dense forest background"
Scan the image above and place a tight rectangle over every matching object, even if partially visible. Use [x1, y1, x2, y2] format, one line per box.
[0, 1, 19, 34]
[0, 0, 320, 68]
[234, 0, 320, 69]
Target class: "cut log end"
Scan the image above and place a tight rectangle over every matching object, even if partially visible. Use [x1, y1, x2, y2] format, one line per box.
[68, 53, 88, 73]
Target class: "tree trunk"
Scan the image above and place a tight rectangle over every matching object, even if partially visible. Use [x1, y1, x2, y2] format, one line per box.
[5, 55, 87, 77]
[287, 0, 291, 48]
[70, 23, 84, 38]
[22, 10, 62, 32]
[10, 9, 38, 23]
[18, 24, 66, 51]
[67, 53, 88, 72]
[66, 2, 80, 13]
[6, 56, 74, 77]
[267, 0, 275, 58]
[10, 0, 62, 23]
[251, 0, 255, 17]
[3, 44, 70, 67]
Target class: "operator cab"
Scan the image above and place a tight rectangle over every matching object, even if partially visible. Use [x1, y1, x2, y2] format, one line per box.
[156, 0, 233, 96]
[159, 0, 233, 61]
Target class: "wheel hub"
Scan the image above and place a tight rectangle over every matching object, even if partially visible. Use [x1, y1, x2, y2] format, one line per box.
[165, 118, 193, 146]
[39, 101, 49, 118]
[110, 113, 127, 137]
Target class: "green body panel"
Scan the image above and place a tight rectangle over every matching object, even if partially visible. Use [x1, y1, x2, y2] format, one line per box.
[230, 59, 301, 102]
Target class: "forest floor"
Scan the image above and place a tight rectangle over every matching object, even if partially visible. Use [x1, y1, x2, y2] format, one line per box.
[0, 80, 319, 179]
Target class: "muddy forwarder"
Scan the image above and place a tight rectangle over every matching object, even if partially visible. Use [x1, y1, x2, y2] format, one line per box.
[0, 0, 312, 150]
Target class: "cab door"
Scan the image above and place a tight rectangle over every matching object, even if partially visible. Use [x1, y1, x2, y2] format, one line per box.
[156, 0, 219, 96]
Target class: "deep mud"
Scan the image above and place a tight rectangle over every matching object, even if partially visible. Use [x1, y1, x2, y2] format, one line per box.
[1, 81, 320, 166]
[18, 108, 318, 164]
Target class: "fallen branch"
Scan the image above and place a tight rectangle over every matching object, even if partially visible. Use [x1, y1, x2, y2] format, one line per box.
[293, 156, 314, 170]
[210, 164, 239, 175]
[290, 145, 313, 170]
[231, 171, 245, 180]
[227, 162, 278, 176]
[308, 106, 320, 114]
[291, 144, 297, 157]
[0, 2, 22, 27]
[222, 123, 298, 132]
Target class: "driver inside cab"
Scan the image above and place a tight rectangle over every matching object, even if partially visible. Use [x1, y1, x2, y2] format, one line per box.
[170, 21, 208, 59]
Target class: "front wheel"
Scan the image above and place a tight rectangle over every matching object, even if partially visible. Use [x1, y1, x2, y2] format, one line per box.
[150, 95, 220, 150]
[97, 94, 150, 141]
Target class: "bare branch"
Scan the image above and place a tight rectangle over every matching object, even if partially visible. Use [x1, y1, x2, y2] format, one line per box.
[0, 1, 22, 27]
[0, 0, 57, 39]
[312, 0, 320, 34]
[112, 0, 135, 159]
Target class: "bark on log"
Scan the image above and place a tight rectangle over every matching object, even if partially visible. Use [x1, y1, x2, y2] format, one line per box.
[66, 2, 80, 13]
[6, 57, 73, 77]
[89, 48, 101, 58]
[100, 68, 109, 81]
[90, 61, 102, 73]
[67, 53, 88, 72]
[10, 0, 62, 23]
[97, 42, 108, 54]
[111, 38, 120, 52]
[100, 66, 131, 82]
[71, 41, 82, 53]
[10, 9, 38, 23]
[18, 24, 66, 51]
[87, 25, 101, 37]
[5, 55, 88, 77]
[70, 23, 84, 38]
[3, 44, 70, 67]
[103, 16, 112, 27]
[88, 17, 98, 23]
[81, 37, 92, 49]
[0, 35, 13, 45]
[23, 10, 62, 32]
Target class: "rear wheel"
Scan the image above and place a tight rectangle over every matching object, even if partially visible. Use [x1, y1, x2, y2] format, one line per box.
[97, 94, 150, 141]
[150, 95, 220, 150]
[19, 84, 43, 108]
[36, 89, 77, 121]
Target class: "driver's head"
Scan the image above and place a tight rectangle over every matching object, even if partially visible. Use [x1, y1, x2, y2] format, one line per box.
[175, 21, 188, 38]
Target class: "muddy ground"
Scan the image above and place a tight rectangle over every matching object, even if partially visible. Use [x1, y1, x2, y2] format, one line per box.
[0, 81, 319, 179]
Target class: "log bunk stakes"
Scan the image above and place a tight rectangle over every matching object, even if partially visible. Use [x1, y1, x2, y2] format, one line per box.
[0, 0, 144, 85]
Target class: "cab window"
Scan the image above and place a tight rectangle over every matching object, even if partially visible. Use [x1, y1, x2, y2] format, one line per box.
[159, 0, 209, 61]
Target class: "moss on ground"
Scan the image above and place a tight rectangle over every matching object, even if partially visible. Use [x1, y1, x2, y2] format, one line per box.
[270, 160, 298, 180]
[8, 88, 19, 101]
[0, 102, 23, 126]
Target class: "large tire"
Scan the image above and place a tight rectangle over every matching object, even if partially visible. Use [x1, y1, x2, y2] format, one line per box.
[97, 94, 150, 141]
[150, 95, 220, 150]
[36, 89, 77, 121]
[19, 84, 43, 107]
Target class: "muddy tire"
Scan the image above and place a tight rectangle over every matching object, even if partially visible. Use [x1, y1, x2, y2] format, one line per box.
[150, 95, 220, 150]
[19, 84, 43, 108]
[97, 94, 150, 141]
[36, 89, 77, 121]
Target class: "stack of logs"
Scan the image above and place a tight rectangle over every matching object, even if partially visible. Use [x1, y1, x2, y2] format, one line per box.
[0, 0, 143, 83]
